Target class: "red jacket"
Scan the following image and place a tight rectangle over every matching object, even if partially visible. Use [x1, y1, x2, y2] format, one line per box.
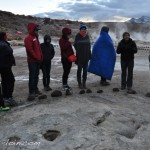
[24, 23, 43, 63]
[59, 38, 74, 58]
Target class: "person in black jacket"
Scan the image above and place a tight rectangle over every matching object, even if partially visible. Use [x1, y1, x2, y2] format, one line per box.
[117, 32, 137, 93]
[0, 32, 16, 106]
[74, 23, 91, 89]
[40, 35, 55, 91]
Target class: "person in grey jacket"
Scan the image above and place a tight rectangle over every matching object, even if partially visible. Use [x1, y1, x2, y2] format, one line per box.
[74, 23, 91, 89]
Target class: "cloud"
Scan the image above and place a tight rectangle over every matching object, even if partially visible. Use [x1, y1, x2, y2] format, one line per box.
[34, 0, 150, 22]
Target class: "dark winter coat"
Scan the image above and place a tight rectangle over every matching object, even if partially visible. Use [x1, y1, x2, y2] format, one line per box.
[24, 23, 43, 63]
[74, 33, 91, 66]
[117, 38, 137, 61]
[59, 36, 74, 58]
[40, 35, 55, 63]
[0, 41, 16, 68]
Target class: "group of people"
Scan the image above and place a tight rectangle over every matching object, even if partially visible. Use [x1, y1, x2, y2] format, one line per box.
[0, 22, 139, 111]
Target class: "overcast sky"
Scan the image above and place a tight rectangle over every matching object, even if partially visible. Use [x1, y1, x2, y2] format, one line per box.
[0, 0, 149, 22]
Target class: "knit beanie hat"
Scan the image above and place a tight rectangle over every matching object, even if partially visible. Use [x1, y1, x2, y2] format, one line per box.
[62, 27, 71, 35]
[79, 23, 87, 30]
[122, 32, 130, 38]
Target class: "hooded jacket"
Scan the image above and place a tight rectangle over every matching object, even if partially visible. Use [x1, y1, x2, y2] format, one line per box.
[59, 28, 74, 58]
[24, 23, 43, 63]
[0, 41, 15, 68]
[117, 38, 137, 61]
[40, 35, 55, 63]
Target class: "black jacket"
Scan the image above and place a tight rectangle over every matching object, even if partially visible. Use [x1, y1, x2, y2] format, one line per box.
[40, 35, 55, 63]
[117, 38, 137, 61]
[74, 33, 91, 66]
[0, 41, 16, 68]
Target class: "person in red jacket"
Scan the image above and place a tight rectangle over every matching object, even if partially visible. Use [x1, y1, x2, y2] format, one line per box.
[24, 23, 46, 101]
[59, 27, 74, 90]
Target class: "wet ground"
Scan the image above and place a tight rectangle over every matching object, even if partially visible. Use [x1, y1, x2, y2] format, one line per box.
[0, 45, 150, 150]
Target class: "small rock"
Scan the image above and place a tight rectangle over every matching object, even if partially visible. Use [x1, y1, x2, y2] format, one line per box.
[79, 90, 85, 94]
[38, 94, 47, 100]
[51, 90, 62, 97]
[112, 88, 120, 92]
[97, 90, 103, 93]
[86, 89, 92, 93]
[145, 92, 150, 97]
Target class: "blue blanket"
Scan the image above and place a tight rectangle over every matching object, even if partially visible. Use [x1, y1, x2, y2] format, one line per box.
[88, 31, 116, 80]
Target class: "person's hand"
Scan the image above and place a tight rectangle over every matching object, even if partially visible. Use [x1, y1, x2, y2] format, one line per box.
[69, 38, 74, 43]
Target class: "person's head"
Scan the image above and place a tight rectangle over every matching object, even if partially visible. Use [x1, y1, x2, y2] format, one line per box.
[62, 27, 71, 38]
[79, 23, 87, 37]
[123, 32, 130, 41]
[80, 23, 87, 30]
[100, 26, 109, 34]
[0, 32, 8, 41]
[44, 34, 51, 44]
[27, 23, 40, 36]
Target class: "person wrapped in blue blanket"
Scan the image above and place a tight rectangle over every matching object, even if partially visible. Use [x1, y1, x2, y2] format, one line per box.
[88, 26, 116, 86]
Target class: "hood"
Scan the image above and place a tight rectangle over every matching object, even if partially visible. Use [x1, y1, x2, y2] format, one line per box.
[100, 26, 109, 34]
[62, 27, 71, 36]
[44, 35, 51, 43]
[27, 23, 38, 35]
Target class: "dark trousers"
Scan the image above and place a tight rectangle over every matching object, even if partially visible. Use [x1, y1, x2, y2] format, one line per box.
[121, 60, 134, 88]
[0, 85, 5, 107]
[61, 57, 72, 85]
[77, 64, 88, 84]
[41, 61, 51, 87]
[0, 67, 15, 98]
[28, 62, 40, 94]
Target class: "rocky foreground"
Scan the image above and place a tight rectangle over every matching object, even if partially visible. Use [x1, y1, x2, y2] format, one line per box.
[0, 46, 150, 150]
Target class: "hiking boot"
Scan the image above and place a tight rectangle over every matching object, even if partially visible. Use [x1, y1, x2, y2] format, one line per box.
[63, 85, 72, 90]
[5, 98, 18, 106]
[100, 81, 110, 86]
[0, 106, 10, 111]
[35, 90, 42, 97]
[27, 94, 35, 101]
[127, 89, 136, 94]
[44, 86, 52, 91]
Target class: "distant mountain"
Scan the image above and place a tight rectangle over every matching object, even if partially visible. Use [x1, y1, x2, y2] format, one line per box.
[127, 16, 150, 24]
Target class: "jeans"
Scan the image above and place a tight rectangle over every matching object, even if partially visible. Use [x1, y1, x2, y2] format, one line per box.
[61, 57, 72, 85]
[28, 62, 40, 94]
[0, 67, 15, 98]
[41, 61, 51, 87]
[77, 64, 88, 84]
[121, 60, 134, 88]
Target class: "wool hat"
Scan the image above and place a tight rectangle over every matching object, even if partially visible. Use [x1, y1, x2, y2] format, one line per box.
[122, 32, 130, 38]
[62, 27, 71, 35]
[79, 23, 87, 30]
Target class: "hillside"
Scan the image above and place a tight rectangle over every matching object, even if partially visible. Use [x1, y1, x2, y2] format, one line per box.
[0, 10, 150, 42]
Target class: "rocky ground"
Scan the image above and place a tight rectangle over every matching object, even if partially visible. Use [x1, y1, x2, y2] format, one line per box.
[0, 43, 150, 150]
